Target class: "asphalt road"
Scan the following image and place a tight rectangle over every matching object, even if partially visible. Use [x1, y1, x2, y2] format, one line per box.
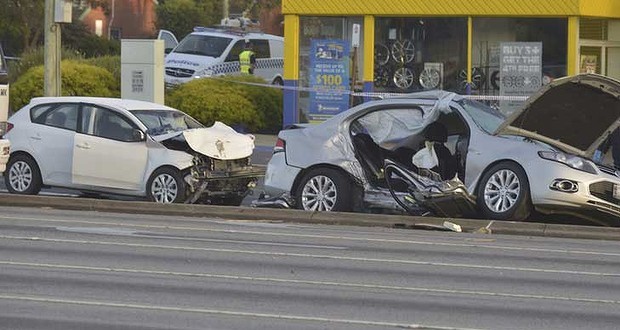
[1, 206, 619, 330]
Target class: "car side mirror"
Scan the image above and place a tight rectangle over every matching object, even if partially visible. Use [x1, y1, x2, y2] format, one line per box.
[132, 129, 146, 142]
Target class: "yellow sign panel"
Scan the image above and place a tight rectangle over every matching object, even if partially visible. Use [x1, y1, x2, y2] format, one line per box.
[283, 0, 620, 18]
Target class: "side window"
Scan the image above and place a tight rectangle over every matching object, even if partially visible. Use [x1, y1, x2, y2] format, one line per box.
[81, 105, 138, 142]
[250, 39, 270, 58]
[225, 40, 245, 62]
[32, 103, 79, 131]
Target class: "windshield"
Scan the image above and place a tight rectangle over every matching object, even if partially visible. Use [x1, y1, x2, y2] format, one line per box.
[130, 110, 204, 136]
[458, 99, 506, 134]
[172, 35, 232, 57]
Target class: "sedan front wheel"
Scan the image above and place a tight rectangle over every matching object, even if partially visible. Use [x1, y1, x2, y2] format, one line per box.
[147, 167, 186, 204]
[477, 161, 531, 221]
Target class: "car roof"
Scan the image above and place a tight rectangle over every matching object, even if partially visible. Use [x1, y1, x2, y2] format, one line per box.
[28, 97, 178, 112]
[190, 27, 283, 41]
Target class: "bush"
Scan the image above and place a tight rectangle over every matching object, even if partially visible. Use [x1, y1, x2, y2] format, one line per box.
[9, 60, 120, 111]
[221, 75, 283, 134]
[166, 76, 283, 133]
[166, 78, 263, 132]
[7, 47, 83, 84]
[82, 55, 121, 84]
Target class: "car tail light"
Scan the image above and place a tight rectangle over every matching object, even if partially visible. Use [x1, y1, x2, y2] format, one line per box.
[3, 122, 13, 136]
[274, 138, 285, 154]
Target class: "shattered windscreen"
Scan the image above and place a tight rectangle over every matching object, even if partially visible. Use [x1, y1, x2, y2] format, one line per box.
[131, 110, 203, 136]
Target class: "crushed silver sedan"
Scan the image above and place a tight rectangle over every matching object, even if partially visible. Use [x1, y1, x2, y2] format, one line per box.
[257, 74, 620, 225]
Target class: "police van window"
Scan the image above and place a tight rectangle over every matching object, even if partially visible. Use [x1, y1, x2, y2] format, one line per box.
[173, 35, 233, 57]
[250, 39, 270, 58]
[226, 40, 245, 62]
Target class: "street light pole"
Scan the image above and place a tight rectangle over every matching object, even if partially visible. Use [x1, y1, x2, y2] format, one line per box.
[44, 0, 61, 96]
[223, 0, 229, 20]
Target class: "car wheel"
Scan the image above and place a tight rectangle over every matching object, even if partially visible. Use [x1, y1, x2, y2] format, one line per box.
[476, 161, 532, 221]
[147, 167, 186, 204]
[296, 168, 353, 212]
[5, 154, 42, 195]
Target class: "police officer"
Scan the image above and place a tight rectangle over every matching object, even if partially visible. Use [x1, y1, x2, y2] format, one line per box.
[239, 41, 256, 74]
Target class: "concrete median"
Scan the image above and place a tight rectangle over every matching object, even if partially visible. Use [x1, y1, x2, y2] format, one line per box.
[0, 194, 618, 241]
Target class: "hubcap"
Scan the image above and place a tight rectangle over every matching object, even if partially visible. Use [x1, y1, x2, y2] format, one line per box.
[484, 169, 521, 213]
[301, 175, 337, 211]
[9, 161, 33, 192]
[151, 173, 178, 203]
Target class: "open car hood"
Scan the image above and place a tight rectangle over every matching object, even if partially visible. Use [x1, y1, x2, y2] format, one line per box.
[494, 74, 620, 158]
[183, 122, 254, 160]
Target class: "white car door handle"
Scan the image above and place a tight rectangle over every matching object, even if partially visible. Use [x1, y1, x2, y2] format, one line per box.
[76, 143, 91, 149]
[30, 135, 41, 141]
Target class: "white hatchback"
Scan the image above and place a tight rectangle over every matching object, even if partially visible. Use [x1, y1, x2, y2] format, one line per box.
[4, 97, 262, 204]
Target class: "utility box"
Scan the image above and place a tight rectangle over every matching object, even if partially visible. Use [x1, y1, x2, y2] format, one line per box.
[54, 0, 72, 23]
[121, 39, 165, 104]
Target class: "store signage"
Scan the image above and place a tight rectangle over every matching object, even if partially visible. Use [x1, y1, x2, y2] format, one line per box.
[499, 42, 542, 116]
[308, 39, 350, 122]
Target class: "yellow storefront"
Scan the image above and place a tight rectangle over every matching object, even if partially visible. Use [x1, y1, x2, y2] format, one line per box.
[281, 0, 620, 125]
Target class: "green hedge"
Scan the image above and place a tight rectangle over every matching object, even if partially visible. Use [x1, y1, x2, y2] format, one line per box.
[166, 75, 283, 133]
[9, 60, 120, 111]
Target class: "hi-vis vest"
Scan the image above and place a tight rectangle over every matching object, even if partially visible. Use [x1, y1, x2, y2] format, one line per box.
[239, 50, 255, 74]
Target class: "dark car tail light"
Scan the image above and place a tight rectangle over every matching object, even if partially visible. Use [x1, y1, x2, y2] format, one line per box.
[1, 122, 12, 137]
[274, 138, 286, 154]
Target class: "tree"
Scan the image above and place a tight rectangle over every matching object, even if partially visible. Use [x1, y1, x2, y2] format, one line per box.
[155, 0, 222, 38]
[0, 0, 114, 56]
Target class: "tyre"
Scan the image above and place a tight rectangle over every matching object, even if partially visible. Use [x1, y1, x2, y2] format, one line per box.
[147, 167, 186, 204]
[476, 162, 532, 221]
[5, 154, 42, 195]
[272, 77, 284, 86]
[296, 168, 353, 212]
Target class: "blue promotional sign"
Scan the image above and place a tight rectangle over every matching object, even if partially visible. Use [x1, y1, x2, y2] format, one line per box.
[308, 39, 350, 122]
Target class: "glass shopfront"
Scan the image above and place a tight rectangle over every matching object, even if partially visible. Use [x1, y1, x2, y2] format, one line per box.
[373, 18, 467, 93]
[298, 17, 364, 123]
[472, 18, 568, 96]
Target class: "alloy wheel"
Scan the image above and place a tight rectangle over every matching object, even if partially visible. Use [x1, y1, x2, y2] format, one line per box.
[8, 161, 33, 193]
[151, 173, 178, 203]
[483, 169, 521, 213]
[301, 175, 338, 211]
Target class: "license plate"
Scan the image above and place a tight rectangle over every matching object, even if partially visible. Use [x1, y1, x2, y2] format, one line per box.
[613, 184, 620, 200]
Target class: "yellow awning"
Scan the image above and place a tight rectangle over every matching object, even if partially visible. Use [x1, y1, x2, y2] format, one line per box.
[282, 0, 620, 18]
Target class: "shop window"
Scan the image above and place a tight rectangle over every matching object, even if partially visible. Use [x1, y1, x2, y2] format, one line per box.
[580, 18, 608, 41]
[472, 18, 567, 100]
[298, 16, 364, 123]
[373, 18, 467, 94]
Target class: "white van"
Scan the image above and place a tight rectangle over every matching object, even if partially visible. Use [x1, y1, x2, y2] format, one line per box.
[159, 27, 284, 87]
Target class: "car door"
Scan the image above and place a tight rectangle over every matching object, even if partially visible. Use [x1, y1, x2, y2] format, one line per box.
[157, 29, 178, 54]
[29, 103, 79, 186]
[72, 104, 148, 191]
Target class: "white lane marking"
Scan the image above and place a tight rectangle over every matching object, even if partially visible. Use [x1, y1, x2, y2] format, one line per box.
[54, 226, 346, 250]
[1, 215, 620, 258]
[0, 294, 481, 330]
[2, 235, 620, 277]
[3, 260, 619, 306]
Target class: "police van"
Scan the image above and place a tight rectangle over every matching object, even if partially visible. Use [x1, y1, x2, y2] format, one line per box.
[159, 26, 284, 87]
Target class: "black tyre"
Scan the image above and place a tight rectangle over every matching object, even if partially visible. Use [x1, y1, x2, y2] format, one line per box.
[272, 77, 284, 86]
[5, 154, 42, 195]
[476, 161, 532, 221]
[147, 167, 186, 204]
[295, 168, 353, 212]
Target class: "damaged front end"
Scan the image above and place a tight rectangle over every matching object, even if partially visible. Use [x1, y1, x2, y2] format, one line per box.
[184, 152, 263, 204]
[158, 122, 264, 205]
